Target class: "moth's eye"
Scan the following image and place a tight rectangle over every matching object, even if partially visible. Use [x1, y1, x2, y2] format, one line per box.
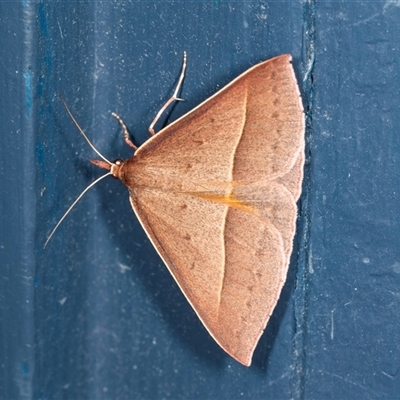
[113, 159, 123, 166]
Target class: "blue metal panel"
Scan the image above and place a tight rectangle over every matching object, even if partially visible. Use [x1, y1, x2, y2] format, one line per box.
[307, 2, 400, 399]
[0, 3, 36, 400]
[2, 0, 400, 399]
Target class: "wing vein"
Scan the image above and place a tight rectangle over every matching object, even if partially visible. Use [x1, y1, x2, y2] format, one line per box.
[218, 84, 249, 309]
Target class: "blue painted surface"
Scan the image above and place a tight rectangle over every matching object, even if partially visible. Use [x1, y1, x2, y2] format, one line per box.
[1, 1, 400, 399]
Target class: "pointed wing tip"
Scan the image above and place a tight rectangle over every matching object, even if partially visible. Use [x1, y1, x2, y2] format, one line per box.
[242, 359, 252, 367]
[226, 346, 254, 367]
[233, 353, 252, 367]
[272, 53, 292, 63]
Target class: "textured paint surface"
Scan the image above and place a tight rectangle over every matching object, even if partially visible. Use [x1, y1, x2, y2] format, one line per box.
[4, 1, 400, 399]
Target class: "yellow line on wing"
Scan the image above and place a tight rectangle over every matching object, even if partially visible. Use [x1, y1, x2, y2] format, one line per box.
[191, 192, 254, 213]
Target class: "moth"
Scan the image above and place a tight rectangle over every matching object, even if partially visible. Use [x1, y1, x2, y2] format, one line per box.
[47, 53, 304, 366]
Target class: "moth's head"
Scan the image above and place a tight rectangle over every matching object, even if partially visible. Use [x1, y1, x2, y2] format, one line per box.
[90, 158, 124, 179]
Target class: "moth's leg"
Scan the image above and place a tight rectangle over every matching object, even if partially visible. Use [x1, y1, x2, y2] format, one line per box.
[148, 52, 187, 136]
[112, 112, 137, 150]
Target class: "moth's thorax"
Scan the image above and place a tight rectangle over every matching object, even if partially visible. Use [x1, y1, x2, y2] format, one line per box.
[116, 156, 173, 190]
[116, 156, 226, 194]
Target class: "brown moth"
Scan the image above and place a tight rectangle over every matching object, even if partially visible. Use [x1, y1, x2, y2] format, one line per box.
[48, 54, 304, 366]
